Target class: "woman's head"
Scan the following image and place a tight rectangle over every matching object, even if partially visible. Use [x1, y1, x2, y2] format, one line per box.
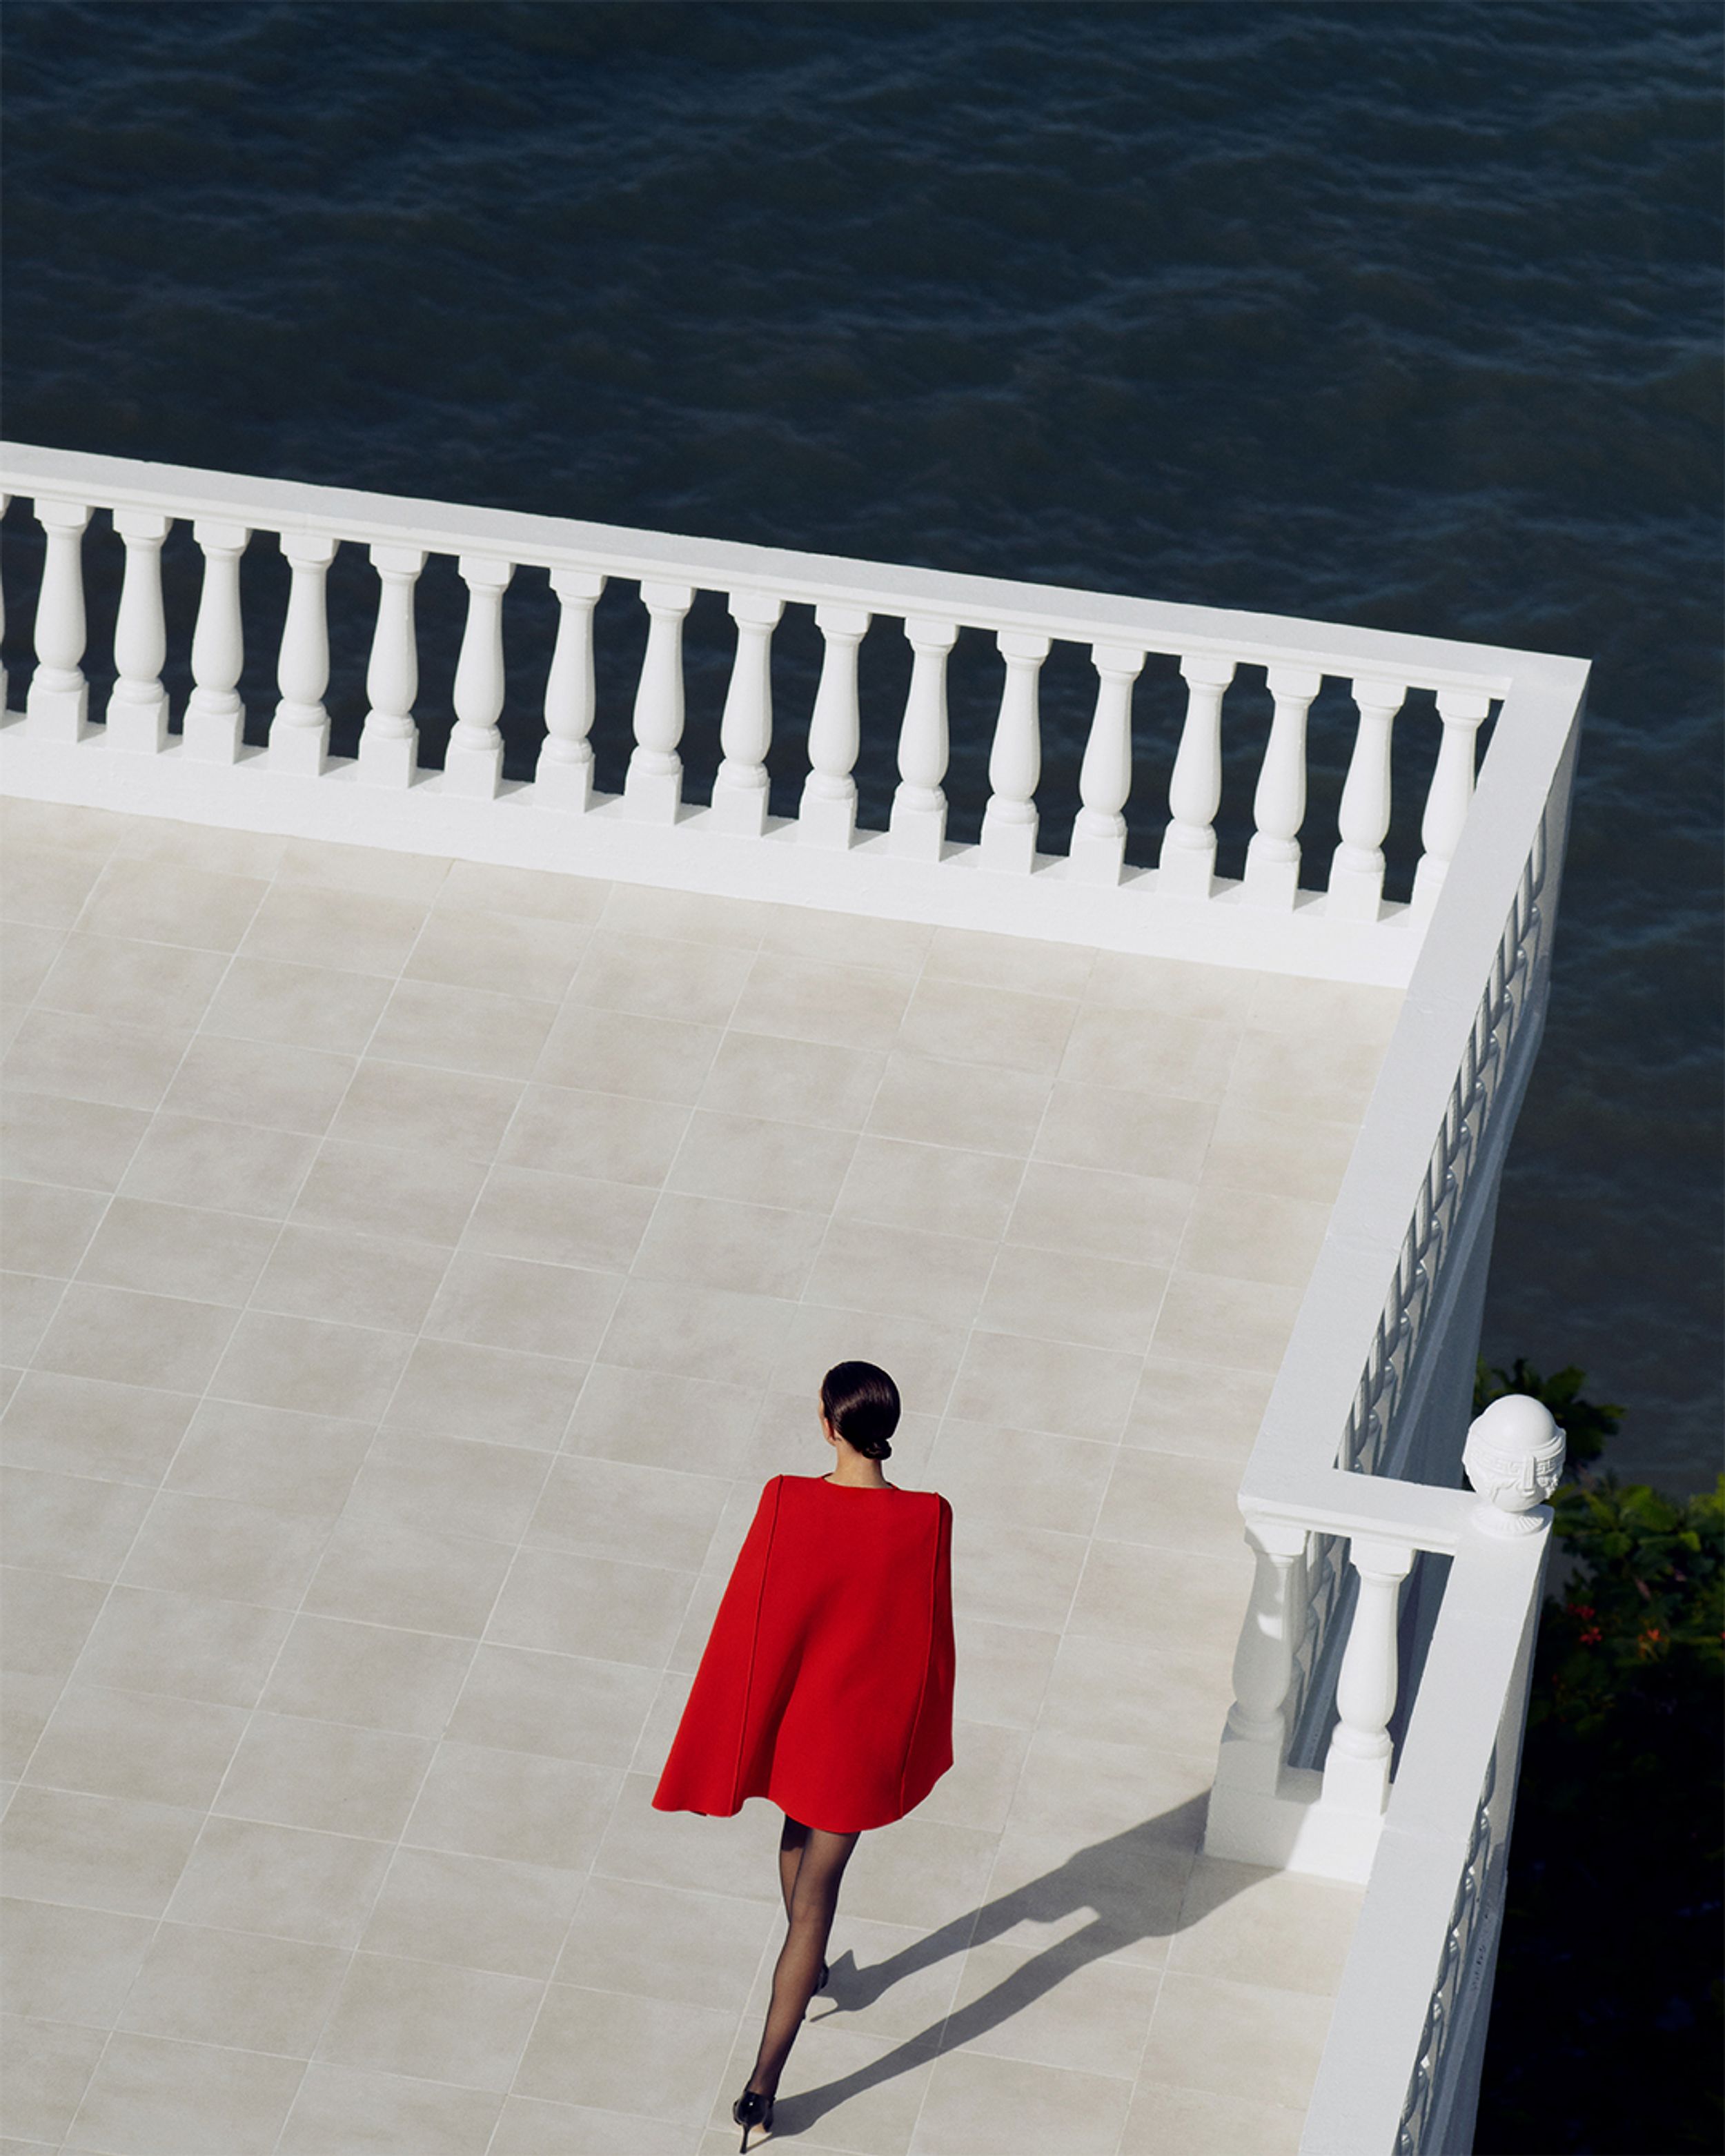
[819, 1361, 900, 1461]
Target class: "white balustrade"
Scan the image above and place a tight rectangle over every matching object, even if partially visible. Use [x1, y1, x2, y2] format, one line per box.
[1243, 664, 1323, 907]
[537, 568, 605, 810]
[1215, 1518, 1310, 1797]
[0, 494, 8, 713]
[355, 544, 425, 788]
[443, 555, 514, 798]
[798, 602, 869, 849]
[269, 531, 339, 776]
[106, 510, 171, 752]
[1159, 655, 1236, 898]
[183, 521, 250, 762]
[889, 616, 958, 860]
[27, 498, 91, 741]
[1321, 1536, 1416, 1814]
[978, 630, 1049, 873]
[1067, 642, 1146, 885]
[622, 580, 693, 821]
[1328, 678, 1408, 921]
[710, 590, 783, 836]
[1411, 688, 1492, 915]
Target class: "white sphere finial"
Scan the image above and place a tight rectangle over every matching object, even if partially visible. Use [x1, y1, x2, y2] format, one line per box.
[1463, 1394, 1566, 1536]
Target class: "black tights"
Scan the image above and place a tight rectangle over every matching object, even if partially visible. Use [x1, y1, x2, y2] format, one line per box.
[747, 1814, 860, 2099]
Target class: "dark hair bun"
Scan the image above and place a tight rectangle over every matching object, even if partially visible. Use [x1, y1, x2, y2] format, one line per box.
[820, 1361, 900, 1461]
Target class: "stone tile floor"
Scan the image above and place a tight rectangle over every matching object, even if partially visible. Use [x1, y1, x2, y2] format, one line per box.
[0, 797, 1387, 2155]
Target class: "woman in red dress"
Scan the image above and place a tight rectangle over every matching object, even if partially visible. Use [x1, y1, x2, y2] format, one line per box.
[653, 1361, 955, 2150]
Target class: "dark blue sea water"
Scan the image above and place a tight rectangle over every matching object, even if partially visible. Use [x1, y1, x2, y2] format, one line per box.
[3, 0, 1719, 1485]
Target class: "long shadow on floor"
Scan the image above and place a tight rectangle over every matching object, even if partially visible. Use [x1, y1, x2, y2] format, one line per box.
[777, 1797, 1249, 2134]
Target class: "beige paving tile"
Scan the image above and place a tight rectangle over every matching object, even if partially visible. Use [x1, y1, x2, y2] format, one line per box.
[514, 1981, 738, 2120]
[201, 953, 393, 1054]
[0, 1276, 61, 1367]
[211, 1309, 413, 1421]
[37, 933, 229, 1030]
[0, 1567, 108, 1681]
[405, 1741, 618, 1870]
[305, 1517, 514, 1638]
[165, 1399, 372, 1515]
[668, 1107, 858, 1214]
[1068, 1539, 1256, 1649]
[636, 1190, 826, 1301]
[772, 1306, 967, 1421]
[72, 1585, 291, 1707]
[65, 2029, 304, 2153]
[115, 815, 286, 879]
[949, 1329, 1139, 1443]
[160, 1032, 355, 1134]
[1, 841, 108, 929]
[838, 1813, 1000, 1932]
[899, 976, 1076, 1076]
[731, 950, 913, 1054]
[562, 1364, 760, 1476]
[165, 1816, 393, 1948]
[971, 1820, 1193, 1970]
[117, 1919, 348, 2054]
[526, 1455, 730, 1573]
[783, 1910, 967, 2046]
[2, 799, 128, 853]
[698, 1029, 885, 1131]
[240, 879, 428, 974]
[1041, 1632, 1233, 1754]
[951, 1616, 1060, 1730]
[927, 925, 1095, 1000]
[1150, 1272, 1301, 1374]
[440, 858, 609, 924]
[949, 1519, 1089, 1631]
[22, 1685, 242, 1808]
[978, 1243, 1167, 1352]
[384, 1338, 585, 1451]
[80, 855, 269, 951]
[1007, 1159, 1192, 1267]
[426, 1249, 622, 1361]
[278, 2061, 504, 2155]
[917, 1718, 1031, 1836]
[1034, 1081, 1214, 1182]
[808, 1218, 996, 1329]
[290, 1136, 487, 1243]
[1086, 949, 1261, 1020]
[463, 1165, 656, 1271]
[910, 2047, 1132, 2154]
[488, 1545, 691, 1666]
[0, 918, 65, 1002]
[408, 909, 590, 1003]
[718, 2014, 938, 2155]
[501, 1081, 688, 1186]
[1168, 1855, 1361, 1995]
[595, 1770, 781, 1905]
[1138, 1969, 1336, 2112]
[1119, 2079, 1304, 2156]
[76, 1196, 278, 1305]
[32, 1282, 238, 1393]
[927, 1423, 1114, 1539]
[3, 1011, 192, 1112]
[251, 1222, 449, 1332]
[0, 1897, 155, 2023]
[277, 835, 452, 902]
[1, 1467, 152, 1579]
[1095, 1449, 1248, 1559]
[327, 1058, 522, 1161]
[760, 904, 932, 973]
[362, 1846, 584, 1980]
[215, 1711, 432, 1839]
[1179, 1183, 1334, 1289]
[344, 1427, 550, 1545]
[1124, 1356, 1273, 1463]
[1249, 971, 1402, 1045]
[601, 882, 772, 949]
[1, 1091, 150, 1191]
[866, 1050, 1047, 1154]
[535, 1003, 721, 1104]
[1004, 1729, 1215, 1855]
[261, 1614, 475, 1737]
[836, 1134, 1023, 1240]
[0, 2012, 108, 2144]
[1060, 1004, 1239, 1104]
[571, 929, 753, 1027]
[447, 1643, 658, 1767]
[555, 1872, 777, 2009]
[495, 2092, 693, 2155]
[600, 1277, 795, 1391]
[948, 1935, 1160, 2077]
[118, 1113, 317, 1218]
[0, 1786, 202, 1915]
[117, 1489, 325, 1608]
[1, 1670, 58, 1779]
[1202, 1100, 1358, 1203]
[317, 1950, 543, 2093]
[1227, 1027, 1386, 1125]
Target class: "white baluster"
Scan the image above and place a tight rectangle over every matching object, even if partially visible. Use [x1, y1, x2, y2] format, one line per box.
[1327, 678, 1407, 921]
[536, 567, 605, 810]
[105, 511, 172, 753]
[0, 494, 9, 715]
[27, 498, 91, 741]
[1242, 665, 1322, 908]
[1214, 1517, 1310, 1797]
[1159, 655, 1235, 899]
[269, 531, 339, 775]
[1410, 688, 1491, 915]
[1067, 643, 1145, 885]
[183, 521, 250, 762]
[709, 591, 784, 837]
[442, 555, 514, 798]
[1320, 1536, 1414, 1814]
[622, 580, 693, 821]
[798, 602, 869, 849]
[889, 616, 958, 861]
[978, 630, 1050, 873]
[356, 544, 425, 788]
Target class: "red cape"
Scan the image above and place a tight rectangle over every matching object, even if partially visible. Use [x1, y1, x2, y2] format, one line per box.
[653, 1474, 954, 1834]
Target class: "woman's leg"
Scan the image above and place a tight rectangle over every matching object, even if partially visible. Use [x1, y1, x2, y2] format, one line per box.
[778, 1813, 809, 1920]
[747, 1825, 860, 2099]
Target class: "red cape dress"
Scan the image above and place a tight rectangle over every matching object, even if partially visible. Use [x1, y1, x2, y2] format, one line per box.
[653, 1473, 954, 1834]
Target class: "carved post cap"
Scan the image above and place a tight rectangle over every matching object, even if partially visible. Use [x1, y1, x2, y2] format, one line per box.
[1463, 1394, 1566, 1536]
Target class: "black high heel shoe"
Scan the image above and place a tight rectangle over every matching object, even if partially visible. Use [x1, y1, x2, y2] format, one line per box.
[816, 1959, 829, 1994]
[733, 2088, 774, 2151]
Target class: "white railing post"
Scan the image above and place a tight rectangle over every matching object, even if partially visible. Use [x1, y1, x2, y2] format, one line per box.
[106, 510, 172, 753]
[978, 629, 1049, 873]
[798, 602, 869, 849]
[1214, 1517, 1310, 1797]
[1321, 1536, 1415, 1815]
[622, 580, 693, 821]
[889, 615, 958, 860]
[1327, 677, 1407, 921]
[442, 555, 513, 798]
[1159, 655, 1235, 898]
[355, 544, 425, 789]
[1067, 642, 1145, 885]
[1242, 664, 1322, 908]
[710, 590, 783, 837]
[269, 531, 339, 776]
[26, 498, 92, 741]
[184, 521, 250, 762]
[537, 567, 605, 810]
[1411, 688, 1492, 916]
